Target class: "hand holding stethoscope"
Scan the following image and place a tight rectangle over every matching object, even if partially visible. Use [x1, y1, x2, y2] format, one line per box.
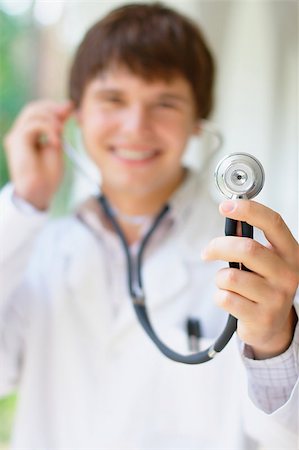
[202, 163, 298, 361]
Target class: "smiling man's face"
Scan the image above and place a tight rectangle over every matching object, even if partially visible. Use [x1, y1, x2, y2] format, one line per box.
[77, 66, 198, 208]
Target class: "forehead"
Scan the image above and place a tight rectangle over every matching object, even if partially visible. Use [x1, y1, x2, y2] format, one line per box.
[85, 65, 194, 98]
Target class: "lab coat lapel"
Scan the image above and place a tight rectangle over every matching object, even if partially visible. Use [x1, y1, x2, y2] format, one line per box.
[107, 245, 191, 347]
[142, 243, 190, 309]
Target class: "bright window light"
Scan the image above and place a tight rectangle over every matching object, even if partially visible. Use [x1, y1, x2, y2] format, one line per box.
[33, 0, 65, 27]
[0, 0, 33, 15]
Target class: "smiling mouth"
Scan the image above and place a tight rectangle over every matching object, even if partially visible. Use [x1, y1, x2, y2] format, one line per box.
[110, 146, 160, 162]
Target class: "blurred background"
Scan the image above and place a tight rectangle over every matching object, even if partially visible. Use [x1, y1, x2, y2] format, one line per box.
[0, 0, 298, 447]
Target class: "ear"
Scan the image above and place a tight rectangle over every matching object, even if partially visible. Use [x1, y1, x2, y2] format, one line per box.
[192, 121, 202, 136]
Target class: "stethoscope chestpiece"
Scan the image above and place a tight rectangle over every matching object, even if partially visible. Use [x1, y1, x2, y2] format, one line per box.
[214, 152, 265, 199]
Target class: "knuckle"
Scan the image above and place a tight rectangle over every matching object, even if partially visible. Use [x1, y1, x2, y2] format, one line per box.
[216, 269, 237, 288]
[226, 269, 238, 285]
[243, 199, 252, 216]
[239, 199, 253, 219]
[243, 238, 258, 255]
[227, 269, 239, 284]
[284, 269, 299, 294]
[215, 289, 231, 308]
[272, 211, 284, 230]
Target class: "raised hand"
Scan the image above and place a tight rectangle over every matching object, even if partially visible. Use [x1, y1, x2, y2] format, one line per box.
[4, 100, 73, 210]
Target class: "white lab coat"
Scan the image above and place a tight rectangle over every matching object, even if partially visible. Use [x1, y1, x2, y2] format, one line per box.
[0, 174, 298, 450]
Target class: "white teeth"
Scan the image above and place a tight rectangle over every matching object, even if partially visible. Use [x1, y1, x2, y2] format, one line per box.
[113, 148, 157, 161]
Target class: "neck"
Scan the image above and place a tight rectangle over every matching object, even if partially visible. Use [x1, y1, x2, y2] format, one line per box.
[102, 169, 187, 217]
[101, 169, 186, 244]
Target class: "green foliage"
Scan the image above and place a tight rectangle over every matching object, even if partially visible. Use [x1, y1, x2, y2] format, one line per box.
[0, 10, 76, 212]
[0, 394, 17, 444]
[0, 10, 35, 187]
[0, 11, 35, 445]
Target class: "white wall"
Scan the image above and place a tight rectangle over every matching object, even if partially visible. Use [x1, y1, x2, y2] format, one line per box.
[38, 0, 298, 236]
[164, 0, 298, 236]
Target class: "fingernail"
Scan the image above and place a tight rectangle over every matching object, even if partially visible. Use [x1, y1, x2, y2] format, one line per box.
[220, 200, 237, 213]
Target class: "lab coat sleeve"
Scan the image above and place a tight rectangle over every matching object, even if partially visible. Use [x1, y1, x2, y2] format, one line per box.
[0, 183, 48, 397]
[243, 371, 299, 449]
[242, 295, 299, 449]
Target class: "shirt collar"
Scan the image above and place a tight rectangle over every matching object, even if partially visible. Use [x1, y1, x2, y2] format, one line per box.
[76, 169, 201, 238]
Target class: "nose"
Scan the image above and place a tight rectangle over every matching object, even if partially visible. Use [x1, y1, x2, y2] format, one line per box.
[121, 103, 151, 136]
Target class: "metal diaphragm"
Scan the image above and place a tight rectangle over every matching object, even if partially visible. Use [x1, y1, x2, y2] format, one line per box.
[214, 153, 265, 199]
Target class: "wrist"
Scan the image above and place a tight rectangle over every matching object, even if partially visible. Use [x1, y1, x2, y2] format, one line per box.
[250, 307, 298, 360]
[14, 187, 51, 212]
[13, 189, 50, 213]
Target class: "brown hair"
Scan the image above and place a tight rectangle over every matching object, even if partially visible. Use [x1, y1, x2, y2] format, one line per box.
[69, 2, 215, 119]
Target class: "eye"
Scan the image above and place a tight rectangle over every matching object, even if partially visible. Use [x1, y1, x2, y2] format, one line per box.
[96, 92, 126, 106]
[157, 101, 177, 109]
[104, 96, 124, 104]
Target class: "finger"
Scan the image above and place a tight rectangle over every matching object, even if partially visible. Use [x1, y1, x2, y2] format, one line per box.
[38, 115, 64, 143]
[17, 100, 74, 125]
[215, 289, 257, 322]
[202, 236, 286, 280]
[216, 268, 273, 304]
[22, 119, 62, 149]
[47, 100, 74, 119]
[219, 200, 298, 260]
[21, 109, 64, 127]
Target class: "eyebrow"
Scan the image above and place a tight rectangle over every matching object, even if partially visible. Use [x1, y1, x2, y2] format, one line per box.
[157, 93, 189, 104]
[92, 87, 189, 103]
[93, 88, 124, 97]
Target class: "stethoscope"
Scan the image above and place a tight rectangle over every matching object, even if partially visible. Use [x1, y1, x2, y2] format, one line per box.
[64, 132, 265, 364]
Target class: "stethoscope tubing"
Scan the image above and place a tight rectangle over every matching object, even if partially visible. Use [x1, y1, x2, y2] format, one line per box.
[99, 194, 253, 364]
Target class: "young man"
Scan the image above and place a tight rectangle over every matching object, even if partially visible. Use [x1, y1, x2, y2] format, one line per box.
[1, 3, 298, 449]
